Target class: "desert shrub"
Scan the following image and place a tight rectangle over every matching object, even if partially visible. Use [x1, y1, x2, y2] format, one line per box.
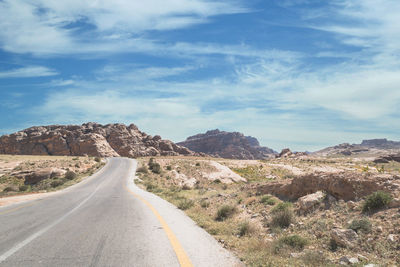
[19, 185, 29, 191]
[145, 182, 156, 191]
[195, 162, 200, 167]
[136, 166, 148, 173]
[362, 191, 392, 212]
[3, 186, 18, 192]
[94, 157, 101, 162]
[348, 218, 372, 233]
[265, 199, 276, 205]
[51, 179, 64, 188]
[275, 235, 308, 252]
[260, 195, 276, 205]
[148, 161, 161, 174]
[65, 171, 77, 180]
[213, 179, 221, 184]
[271, 209, 294, 228]
[215, 205, 236, 221]
[200, 199, 210, 208]
[166, 165, 172, 171]
[75, 163, 80, 168]
[238, 221, 253, 237]
[329, 239, 338, 251]
[270, 201, 294, 228]
[377, 166, 385, 173]
[271, 201, 292, 213]
[177, 199, 194, 210]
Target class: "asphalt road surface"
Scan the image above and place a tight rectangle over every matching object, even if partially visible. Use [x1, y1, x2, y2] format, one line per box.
[0, 158, 242, 267]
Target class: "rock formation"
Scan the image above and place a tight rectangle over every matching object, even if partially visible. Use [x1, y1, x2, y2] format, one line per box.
[177, 129, 276, 159]
[314, 138, 400, 157]
[256, 172, 400, 201]
[374, 153, 400, 163]
[0, 122, 194, 158]
[361, 138, 400, 149]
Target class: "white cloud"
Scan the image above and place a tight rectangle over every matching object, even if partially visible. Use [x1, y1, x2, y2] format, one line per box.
[94, 65, 196, 82]
[6, 0, 400, 151]
[0, 0, 248, 56]
[0, 66, 58, 78]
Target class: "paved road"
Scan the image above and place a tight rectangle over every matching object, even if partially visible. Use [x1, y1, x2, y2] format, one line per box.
[0, 158, 242, 267]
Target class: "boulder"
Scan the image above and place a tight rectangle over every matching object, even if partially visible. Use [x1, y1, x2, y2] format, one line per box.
[279, 148, 292, 158]
[24, 168, 66, 185]
[339, 256, 359, 265]
[331, 228, 358, 248]
[297, 191, 325, 212]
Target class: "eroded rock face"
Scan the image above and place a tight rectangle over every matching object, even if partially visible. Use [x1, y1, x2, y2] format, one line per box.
[0, 123, 194, 158]
[177, 129, 276, 159]
[374, 154, 400, 163]
[314, 138, 400, 157]
[256, 172, 400, 201]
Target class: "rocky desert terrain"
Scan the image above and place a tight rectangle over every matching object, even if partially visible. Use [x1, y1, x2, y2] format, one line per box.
[135, 154, 400, 266]
[2, 123, 400, 266]
[0, 154, 104, 204]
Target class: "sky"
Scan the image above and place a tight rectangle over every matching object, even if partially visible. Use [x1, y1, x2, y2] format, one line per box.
[0, 0, 399, 152]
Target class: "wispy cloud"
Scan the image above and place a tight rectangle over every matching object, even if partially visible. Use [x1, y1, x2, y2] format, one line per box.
[0, 66, 58, 78]
[0, 0, 249, 56]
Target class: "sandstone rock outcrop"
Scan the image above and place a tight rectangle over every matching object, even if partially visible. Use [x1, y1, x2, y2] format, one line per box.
[373, 153, 400, 163]
[177, 129, 276, 159]
[256, 172, 400, 201]
[0, 123, 194, 158]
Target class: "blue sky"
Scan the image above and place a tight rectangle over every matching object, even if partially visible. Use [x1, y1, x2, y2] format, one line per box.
[1, 0, 400, 151]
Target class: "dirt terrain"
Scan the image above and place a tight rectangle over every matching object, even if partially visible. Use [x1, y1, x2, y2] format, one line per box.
[0, 154, 104, 205]
[136, 155, 400, 266]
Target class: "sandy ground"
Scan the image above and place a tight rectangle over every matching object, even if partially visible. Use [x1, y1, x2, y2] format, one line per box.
[0, 192, 57, 207]
[266, 163, 305, 175]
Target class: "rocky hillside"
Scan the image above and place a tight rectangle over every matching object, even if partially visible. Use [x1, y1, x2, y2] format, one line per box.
[314, 138, 400, 157]
[177, 129, 276, 159]
[0, 123, 194, 157]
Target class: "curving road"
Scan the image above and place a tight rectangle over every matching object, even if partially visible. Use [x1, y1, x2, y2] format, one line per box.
[0, 158, 242, 267]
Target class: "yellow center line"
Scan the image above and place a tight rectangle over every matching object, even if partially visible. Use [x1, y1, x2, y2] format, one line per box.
[125, 185, 194, 267]
[0, 202, 36, 215]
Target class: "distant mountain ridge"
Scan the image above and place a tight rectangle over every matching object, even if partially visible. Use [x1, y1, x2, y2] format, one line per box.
[178, 129, 276, 159]
[314, 138, 400, 156]
[0, 122, 194, 157]
[360, 138, 400, 148]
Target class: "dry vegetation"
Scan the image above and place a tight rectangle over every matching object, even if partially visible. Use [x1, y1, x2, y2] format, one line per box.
[0, 154, 104, 198]
[136, 156, 400, 266]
